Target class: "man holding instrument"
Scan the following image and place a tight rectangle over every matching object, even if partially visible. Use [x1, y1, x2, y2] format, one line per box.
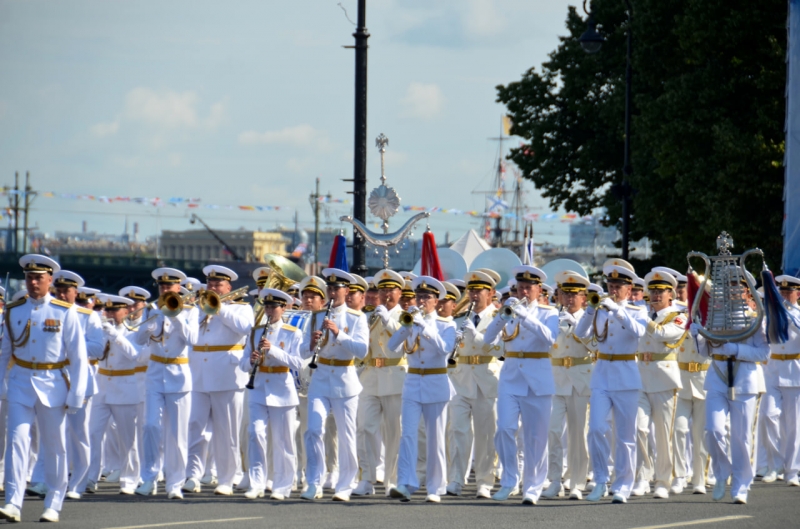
[241, 288, 304, 500]
[300, 268, 368, 502]
[483, 265, 558, 505]
[445, 270, 500, 499]
[574, 259, 647, 504]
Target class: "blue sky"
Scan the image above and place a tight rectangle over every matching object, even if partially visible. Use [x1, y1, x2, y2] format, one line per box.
[0, 0, 579, 246]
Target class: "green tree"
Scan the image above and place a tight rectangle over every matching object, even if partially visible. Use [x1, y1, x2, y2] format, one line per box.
[497, 0, 786, 270]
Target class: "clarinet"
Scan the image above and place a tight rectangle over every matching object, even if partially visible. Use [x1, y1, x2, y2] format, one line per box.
[245, 313, 272, 390]
[447, 302, 475, 366]
[309, 300, 333, 370]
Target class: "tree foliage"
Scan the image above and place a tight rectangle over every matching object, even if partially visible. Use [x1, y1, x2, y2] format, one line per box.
[497, 0, 786, 269]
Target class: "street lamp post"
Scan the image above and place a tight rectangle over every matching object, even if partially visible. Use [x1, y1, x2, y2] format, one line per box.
[580, 0, 634, 261]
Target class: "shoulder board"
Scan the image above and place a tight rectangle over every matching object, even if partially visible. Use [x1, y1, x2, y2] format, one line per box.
[436, 316, 450, 322]
[230, 300, 250, 305]
[347, 308, 364, 316]
[674, 300, 688, 307]
[626, 304, 644, 310]
[537, 303, 557, 310]
[50, 299, 73, 309]
[492, 309, 499, 317]
[5, 298, 27, 310]
[76, 306, 93, 315]
[282, 324, 298, 332]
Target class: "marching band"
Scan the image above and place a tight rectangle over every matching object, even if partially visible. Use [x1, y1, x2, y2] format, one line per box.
[0, 249, 799, 522]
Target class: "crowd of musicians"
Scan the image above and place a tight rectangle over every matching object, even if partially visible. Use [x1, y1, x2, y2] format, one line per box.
[0, 252, 798, 522]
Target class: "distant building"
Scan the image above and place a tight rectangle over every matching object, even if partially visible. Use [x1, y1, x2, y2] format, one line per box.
[159, 229, 288, 262]
[569, 221, 618, 248]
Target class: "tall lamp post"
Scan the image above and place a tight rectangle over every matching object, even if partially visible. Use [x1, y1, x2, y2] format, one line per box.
[580, 0, 633, 261]
[349, 0, 369, 275]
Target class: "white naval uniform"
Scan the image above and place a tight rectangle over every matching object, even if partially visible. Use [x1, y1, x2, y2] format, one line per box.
[673, 313, 710, 489]
[761, 303, 800, 481]
[547, 308, 593, 491]
[135, 306, 199, 495]
[187, 302, 253, 488]
[357, 304, 406, 490]
[301, 304, 369, 495]
[575, 301, 647, 498]
[387, 310, 456, 496]
[447, 305, 500, 492]
[0, 295, 88, 513]
[696, 318, 769, 499]
[241, 320, 304, 496]
[635, 307, 684, 491]
[88, 323, 142, 490]
[484, 302, 558, 501]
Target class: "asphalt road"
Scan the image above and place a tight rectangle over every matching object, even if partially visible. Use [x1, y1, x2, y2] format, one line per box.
[5, 478, 799, 528]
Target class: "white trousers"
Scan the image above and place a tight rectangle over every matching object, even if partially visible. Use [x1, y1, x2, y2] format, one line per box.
[706, 389, 756, 498]
[588, 388, 639, 498]
[357, 393, 402, 486]
[295, 395, 307, 484]
[304, 395, 358, 494]
[673, 397, 707, 487]
[495, 388, 551, 500]
[247, 402, 296, 496]
[5, 400, 67, 511]
[88, 401, 139, 489]
[636, 390, 675, 489]
[142, 391, 191, 495]
[102, 419, 121, 474]
[0, 400, 6, 483]
[761, 385, 800, 480]
[66, 397, 93, 494]
[397, 399, 448, 495]
[448, 388, 496, 489]
[548, 389, 590, 490]
[325, 414, 338, 474]
[187, 389, 244, 488]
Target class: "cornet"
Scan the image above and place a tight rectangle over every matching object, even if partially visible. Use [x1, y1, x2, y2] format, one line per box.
[197, 286, 250, 316]
[587, 292, 610, 309]
[500, 298, 528, 320]
[399, 306, 422, 327]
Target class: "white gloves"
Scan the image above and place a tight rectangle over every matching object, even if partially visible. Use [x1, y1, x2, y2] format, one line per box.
[560, 312, 577, 327]
[455, 330, 464, 342]
[601, 298, 620, 312]
[462, 317, 476, 335]
[718, 342, 739, 357]
[504, 297, 519, 307]
[689, 323, 700, 338]
[375, 305, 390, 325]
[102, 322, 119, 339]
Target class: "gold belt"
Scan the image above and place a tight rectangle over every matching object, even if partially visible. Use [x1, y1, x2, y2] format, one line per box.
[711, 354, 756, 363]
[317, 357, 355, 367]
[678, 362, 710, 372]
[771, 353, 800, 361]
[369, 357, 407, 367]
[637, 353, 677, 362]
[89, 359, 99, 366]
[551, 356, 594, 368]
[150, 354, 189, 365]
[98, 367, 138, 377]
[192, 344, 245, 352]
[408, 367, 448, 376]
[455, 355, 495, 366]
[134, 366, 148, 373]
[258, 366, 290, 373]
[597, 353, 637, 362]
[504, 352, 549, 359]
[12, 355, 68, 370]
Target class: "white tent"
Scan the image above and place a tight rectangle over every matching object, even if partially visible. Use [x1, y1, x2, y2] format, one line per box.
[449, 229, 491, 268]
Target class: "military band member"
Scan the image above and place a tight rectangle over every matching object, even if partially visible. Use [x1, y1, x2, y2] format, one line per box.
[347, 274, 368, 312]
[632, 271, 684, 499]
[364, 277, 380, 311]
[760, 275, 800, 486]
[242, 289, 304, 500]
[690, 267, 769, 504]
[446, 271, 500, 499]
[353, 269, 406, 497]
[300, 269, 368, 502]
[575, 259, 648, 503]
[87, 295, 142, 495]
[483, 265, 558, 504]
[399, 278, 416, 311]
[134, 268, 199, 499]
[631, 277, 646, 307]
[437, 282, 459, 319]
[387, 276, 456, 503]
[543, 271, 593, 500]
[0, 255, 88, 523]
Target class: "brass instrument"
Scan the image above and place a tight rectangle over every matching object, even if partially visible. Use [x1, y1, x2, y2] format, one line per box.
[399, 306, 422, 327]
[500, 297, 528, 320]
[197, 286, 250, 316]
[122, 301, 159, 331]
[587, 292, 609, 309]
[158, 291, 195, 318]
[452, 294, 472, 319]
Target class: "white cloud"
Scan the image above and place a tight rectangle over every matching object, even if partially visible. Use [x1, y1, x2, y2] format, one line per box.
[401, 82, 444, 120]
[463, 0, 507, 38]
[122, 87, 226, 131]
[168, 153, 183, 167]
[238, 124, 332, 151]
[90, 120, 119, 138]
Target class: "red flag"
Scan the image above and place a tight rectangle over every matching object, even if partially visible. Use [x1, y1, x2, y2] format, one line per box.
[420, 230, 444, 281]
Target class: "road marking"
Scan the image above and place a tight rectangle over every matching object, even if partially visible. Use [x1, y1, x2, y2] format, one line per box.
[103, 517, 264, 529]
[629, 515, 752, 529]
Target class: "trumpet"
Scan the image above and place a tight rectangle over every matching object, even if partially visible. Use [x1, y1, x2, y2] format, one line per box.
[500, 298, 529, 320]
[399, 306, 422, 327]
[197, 286, 250, 316]
[588, 293, 617, 309]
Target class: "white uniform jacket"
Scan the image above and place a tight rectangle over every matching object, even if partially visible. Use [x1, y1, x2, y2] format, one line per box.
[0, 294, 88, 408]
[96, 324, 143, 405]
[77, 307, 105, 398]
[360, 304, 407, 397]
[241, 319, 304, 407]
[637, 306, 684, 393]
[387, 310, 456, 404]
[696, 318, 769, 395]
[484, 302, 559, 397]
[550, 308, 594, 397]
[766, 303, 800, 388]
[191, 302, 254, 392]
[135, 306, 199, 393]
[449, 305, 500, 400]
[575, 302, 647, 391]
[302, 304, 369, 399]
[676, 320, 710, 400]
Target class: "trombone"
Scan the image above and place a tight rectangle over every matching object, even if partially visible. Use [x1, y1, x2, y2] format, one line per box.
[122, 301, 159, 331]
[158, 291, 197, 318]
[197, 286, 250, 316]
